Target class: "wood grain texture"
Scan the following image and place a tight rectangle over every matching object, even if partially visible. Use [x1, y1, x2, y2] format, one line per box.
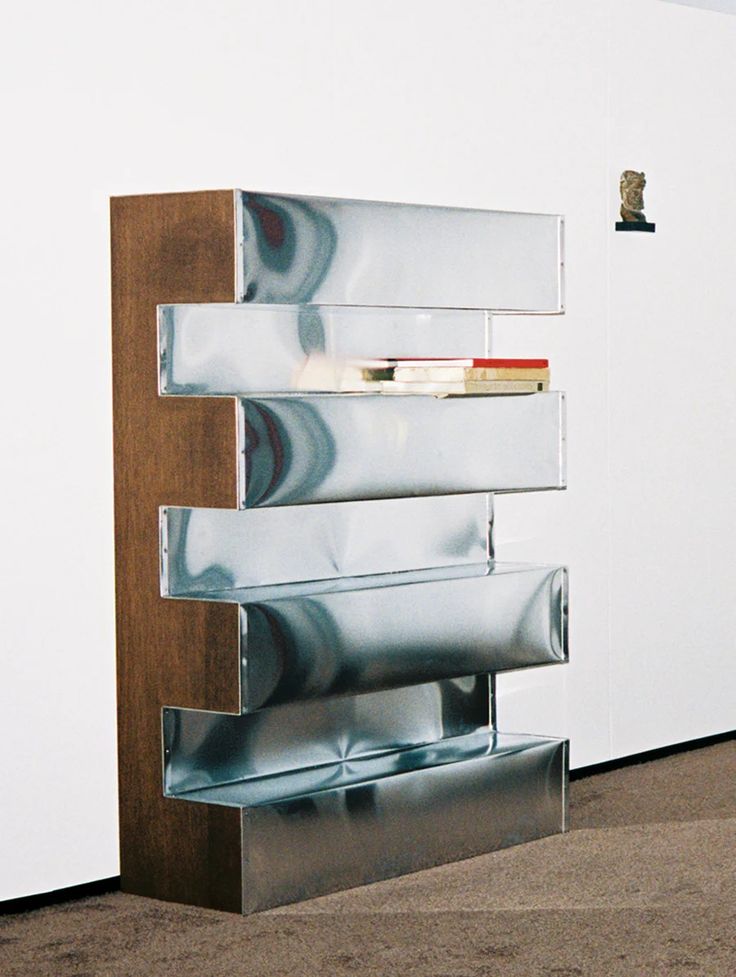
[110, 191, 243, 912]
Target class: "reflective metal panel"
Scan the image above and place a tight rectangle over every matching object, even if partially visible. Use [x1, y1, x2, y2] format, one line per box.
[238, 392, 565, 507]
[163, 676, 489, 796]
[184, 562, 497, 604]
[171, 730, 564, 913]
[233, 563, 567, 711]
[236, 734, 565, 912]
[161, 494, 492, 595]
[159, 303, 488, 396]
[238, 191, 564, 313]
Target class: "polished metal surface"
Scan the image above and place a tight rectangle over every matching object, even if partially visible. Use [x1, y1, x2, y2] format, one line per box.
[236, 734, 566, 912]
[163, 676, 490, 796]
[237, 191, 564, 313]
[161, 494, 492, 596]
[174, 729, 557, 805]
[238, 563, 566, 709]
[238, 392, 565, 507]
[198, 563, 566, 712]
[173, 729, 563, 913]
[158, 303, 488, 396]
[180, 563, 499, 604]
[155, 191, 570, 913]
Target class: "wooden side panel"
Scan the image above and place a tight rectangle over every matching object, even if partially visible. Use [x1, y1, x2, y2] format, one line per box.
[110, 191, 242, 912]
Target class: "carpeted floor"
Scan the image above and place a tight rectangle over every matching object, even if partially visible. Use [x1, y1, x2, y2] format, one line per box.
[2, 739, 735, 977]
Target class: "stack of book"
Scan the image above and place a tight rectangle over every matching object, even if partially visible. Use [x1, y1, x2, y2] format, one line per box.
[295, 357, 550, 395]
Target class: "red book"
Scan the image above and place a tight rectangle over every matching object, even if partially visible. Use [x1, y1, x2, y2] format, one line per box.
[347, 357, 548, 369]
[389, 358, 549, 368]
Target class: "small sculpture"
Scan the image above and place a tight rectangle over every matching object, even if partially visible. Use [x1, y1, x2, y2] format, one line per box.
[619, 170, 647, 223]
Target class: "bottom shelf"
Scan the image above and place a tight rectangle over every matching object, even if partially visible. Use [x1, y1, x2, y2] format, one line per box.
[169, 731, 567, 913]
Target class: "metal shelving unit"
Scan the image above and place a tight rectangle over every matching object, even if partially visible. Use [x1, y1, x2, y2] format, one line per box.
[111, 190, 568, 914]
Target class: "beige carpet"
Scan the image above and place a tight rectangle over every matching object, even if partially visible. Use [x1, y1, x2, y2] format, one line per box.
[2, 739, 735, 977]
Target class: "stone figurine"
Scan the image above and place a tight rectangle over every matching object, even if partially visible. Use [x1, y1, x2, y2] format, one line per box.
[620, 170, 647, 223]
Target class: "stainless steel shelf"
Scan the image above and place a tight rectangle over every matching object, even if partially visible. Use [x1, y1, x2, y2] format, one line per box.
[161, 494, 493, 596]
[148, 191, 570, 913]
[237, 191, 564, 313]
[237, 392, 565, 507]
[159, 303, 488, 396]
[164, 677, 491, 797]
[170, 726, 567, 912]
[167, 562, 567, 712]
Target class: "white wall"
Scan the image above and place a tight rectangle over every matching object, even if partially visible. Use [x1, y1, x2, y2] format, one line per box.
[607, 0, 736, 755]
[2, 0, 734, 901]
[664, 0, 736, 12]
[496, 0, 736, 760]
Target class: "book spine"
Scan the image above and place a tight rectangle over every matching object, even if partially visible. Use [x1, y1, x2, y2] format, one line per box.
[390, 358, 548, 369]
[378, 379, 549, 395]
[391, 367, 551, 382]
[462, 379, 549, 393]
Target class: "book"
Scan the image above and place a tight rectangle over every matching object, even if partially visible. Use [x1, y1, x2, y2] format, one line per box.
[389, 366, 550, 383]
[378, 358, 549, 369]
[294, 356, 550, 393]
[377, 379, 549, 396]
[294, 356, 383, 391]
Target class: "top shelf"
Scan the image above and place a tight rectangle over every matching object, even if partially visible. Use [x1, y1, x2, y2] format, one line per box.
[236, 191, 564, 313]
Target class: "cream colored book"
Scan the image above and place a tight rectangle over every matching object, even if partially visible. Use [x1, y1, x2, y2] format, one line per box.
[295, 356, 550, 394]
[294, 355, 384, 391]
[378, 379, 549, 396]
[390, 366, 550, 383]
